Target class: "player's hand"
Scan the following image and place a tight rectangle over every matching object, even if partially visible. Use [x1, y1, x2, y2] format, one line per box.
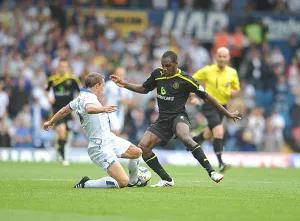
[190, 96, 201, 105]
[103, 105, 117, 113]
[49, 99, 55, 105]
[228, 111, 241, 123]
[48, 98, 55, 105]
[109, 75, 125, 88]
[43, 121, 53, 131]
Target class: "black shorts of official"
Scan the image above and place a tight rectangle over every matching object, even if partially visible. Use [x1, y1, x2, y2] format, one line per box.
[147, 113, 191, 146]
[55, 114, 72, 130]
[202, 103, 227, 130]
[53, 107, 72, 130]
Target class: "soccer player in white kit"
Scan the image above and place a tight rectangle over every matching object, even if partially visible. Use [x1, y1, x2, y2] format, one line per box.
[43, 72, 143, 188]
[103, 67, 135, 136]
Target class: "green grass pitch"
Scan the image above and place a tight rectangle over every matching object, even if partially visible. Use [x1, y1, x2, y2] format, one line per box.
[0, 162, 299, 221]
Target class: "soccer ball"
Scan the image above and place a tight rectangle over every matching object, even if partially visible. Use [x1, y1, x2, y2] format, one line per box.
[138, 166, 152, 185]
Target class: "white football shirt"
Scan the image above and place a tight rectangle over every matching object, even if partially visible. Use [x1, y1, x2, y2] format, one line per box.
[69, 88, 111, 141]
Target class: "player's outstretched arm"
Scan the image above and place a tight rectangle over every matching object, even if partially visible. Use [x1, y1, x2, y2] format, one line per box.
[231, 88, 240, 97]
[43, 105, 72, 131]
[110, 75, 148, 94]
[85, 104, 117, 114]
[203, 94, 241, 123]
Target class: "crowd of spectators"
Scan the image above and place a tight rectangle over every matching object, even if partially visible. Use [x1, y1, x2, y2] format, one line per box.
[0, 0, 300, 152]
[2, 0, 300, 13]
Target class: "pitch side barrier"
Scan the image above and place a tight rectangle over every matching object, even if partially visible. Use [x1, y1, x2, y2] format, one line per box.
[0, 148, 299, 168]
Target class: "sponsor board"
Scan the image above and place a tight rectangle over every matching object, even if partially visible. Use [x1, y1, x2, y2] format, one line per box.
[0, 148, 296, 168]
[149, 10, 300, 41]
[159, 11, 229, 42]
[289, 154, 300, 168]
[97, 10, 148, 36]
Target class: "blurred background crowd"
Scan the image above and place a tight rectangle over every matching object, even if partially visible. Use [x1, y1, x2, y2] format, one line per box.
[0, 0, 300, 152]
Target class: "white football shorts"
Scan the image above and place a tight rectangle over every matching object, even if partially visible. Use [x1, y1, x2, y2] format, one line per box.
[87, 133, 131, 171]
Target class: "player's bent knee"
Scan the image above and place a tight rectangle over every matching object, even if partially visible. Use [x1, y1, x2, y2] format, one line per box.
[135, 148, 142, 158]
[127, 147, 142, 159]
[118, 177, 129, 188]
[123, 145, 142, 159]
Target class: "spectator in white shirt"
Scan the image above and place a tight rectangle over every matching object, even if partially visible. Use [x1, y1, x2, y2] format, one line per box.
[0, 81, 9, 118]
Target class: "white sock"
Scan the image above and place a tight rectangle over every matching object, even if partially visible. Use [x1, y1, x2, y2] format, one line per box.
[128, 158, 139, 185]
[84, 176, 119, 188]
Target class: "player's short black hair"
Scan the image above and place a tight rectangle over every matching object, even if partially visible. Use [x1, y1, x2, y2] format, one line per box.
[162, 51, 178, 63]
[85, 72, 104, 88]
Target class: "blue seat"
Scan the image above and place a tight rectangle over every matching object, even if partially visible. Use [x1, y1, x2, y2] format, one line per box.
[279, 111, 292, 138]
[255, 90, 274, 115]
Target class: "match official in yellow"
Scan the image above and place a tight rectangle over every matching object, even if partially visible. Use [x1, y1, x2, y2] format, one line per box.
[191, 47, 240, 172]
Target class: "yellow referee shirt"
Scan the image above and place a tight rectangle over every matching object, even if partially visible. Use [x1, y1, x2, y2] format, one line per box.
[193, 64, 240, 105]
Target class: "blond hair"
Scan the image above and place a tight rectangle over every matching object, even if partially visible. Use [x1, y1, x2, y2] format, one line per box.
[85, 72, 105, 88]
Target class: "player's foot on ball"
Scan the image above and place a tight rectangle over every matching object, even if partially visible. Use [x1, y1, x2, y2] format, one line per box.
[128, 177, 149, 187]
[219, 163, 231, 173]
[150, 179, 174, 187]
[74, 176, 90, 188]
[127, 181, 147, 187]
[62, 160, 70, 167]
[210, 172, 224, 183]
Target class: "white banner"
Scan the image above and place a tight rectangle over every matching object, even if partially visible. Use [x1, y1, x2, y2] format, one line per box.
[0, 148, 297, 168]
